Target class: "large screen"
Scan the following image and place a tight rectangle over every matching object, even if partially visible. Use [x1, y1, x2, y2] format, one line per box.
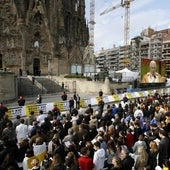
[140, 58, 166, 84]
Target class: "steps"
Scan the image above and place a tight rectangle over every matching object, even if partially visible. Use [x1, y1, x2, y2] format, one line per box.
[35, 77, 63, 93]
[17, 77, 42, 97]
[17, 77, 64, 97]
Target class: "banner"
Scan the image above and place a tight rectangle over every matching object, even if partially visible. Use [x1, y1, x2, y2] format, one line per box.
[7, 88, 169, 119]
[7, 106, 25, 119]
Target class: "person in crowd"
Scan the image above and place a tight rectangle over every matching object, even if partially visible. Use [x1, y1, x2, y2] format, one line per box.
[125, 128, 134, 153]
[22, 148, 34, 170]
[16, 139, 30, 168]
[85, 141, 95, 159]
[133, 120, 143, 142]
[93, 141, 105, 170]
[78, 146, 94, 170]
[17, 95, 26, 106]
[15, 118, 28, 143]
[0, 139, 19, 168]
[69, 97, 75, 114]
[0, 102, 8, 120]
[120, 147, 134, 170]
[26, 111, 37, 126]
[158, 128, 170, 168]
[110, 156, 123, 170]
[36, 94, 42, 104]
[52, 136, 65, 163]
[36, 110, 47, 126]
[65, 151, 79, 170]
[32, 136, 46, 156]
[134, 106, 144, 119]
[123, 94, 129, 103]
[30, 157, 40, 170]
[111, 104, 118, 118]
[141, 60, 165, 83]
[105, 139, 116, 169]
[73, 92, 80, 109]
[0, 152, 19, 170]
[1, 121, 16, 140]
[73, 91, 77, 102]
[132, 134, 147, 154]
[40, 117, 52, 134]
[13, 115, 21, 129]
[99, 89, 103, 97]
[61, 91, 67, 101]
[0, 114, 12, 137]
[97, 97, 105, 119]
[52, 104, 61, 117]
[49, 153, 66, 170]
[134, 146, 148, 170]
[29, 121, 41, 141]
[62, 128, 74, 143]
[147, 140, 158, 170]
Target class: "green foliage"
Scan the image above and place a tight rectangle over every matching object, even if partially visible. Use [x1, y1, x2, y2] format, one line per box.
[64, 74, 86, 79]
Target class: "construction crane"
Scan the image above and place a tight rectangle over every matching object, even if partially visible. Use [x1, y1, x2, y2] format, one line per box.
[100, 0, 134, 65]
[83, 0, 96, 74]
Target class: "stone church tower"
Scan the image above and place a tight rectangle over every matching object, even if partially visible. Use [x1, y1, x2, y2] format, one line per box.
[0, 0, 89, 76]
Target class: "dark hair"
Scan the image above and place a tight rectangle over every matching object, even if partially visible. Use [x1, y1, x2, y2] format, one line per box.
[93, 141, 101, 148]
[159, 128, 167, 136]
[80, 147, 89, 155]
[39, 110, 43, 114]
[16, 115, 21, 119]
[20, 119, 25, 124]
[25, 148, 34, 157]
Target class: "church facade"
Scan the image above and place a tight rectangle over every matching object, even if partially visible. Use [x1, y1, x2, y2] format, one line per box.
[0, 0, 89, 76]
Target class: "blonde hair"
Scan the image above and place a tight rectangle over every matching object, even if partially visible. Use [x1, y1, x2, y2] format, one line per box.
[149, 141, 158, 153]
[31, 157, 39, 166]
[137, 146, 148, 164]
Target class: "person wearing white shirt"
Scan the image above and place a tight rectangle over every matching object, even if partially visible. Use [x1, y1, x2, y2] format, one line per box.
[33, 137, 47, 156]
[134, 106, 143, 119]
[93, 141, 105, 170]
[16, 118, 28, 143]
[36, 110, 46, 126]
[22, 148, 34, 170]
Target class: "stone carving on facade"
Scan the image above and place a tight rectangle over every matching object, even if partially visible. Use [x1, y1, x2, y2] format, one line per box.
[0, 0, 88, 75]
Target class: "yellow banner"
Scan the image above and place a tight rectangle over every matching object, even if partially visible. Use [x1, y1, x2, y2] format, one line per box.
[126, 93, 133, 99]
[137, 91, 144, 97]
[112, 94, 120, 101]
[25, 104, 39, 117]
[80, 99, 86, 107]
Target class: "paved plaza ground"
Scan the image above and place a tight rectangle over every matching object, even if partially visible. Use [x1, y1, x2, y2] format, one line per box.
[5, 92, 99, 108]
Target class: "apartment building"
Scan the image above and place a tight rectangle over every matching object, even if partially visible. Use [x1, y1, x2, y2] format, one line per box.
[162, 29, 170, 76]
[95, 27, 170, 77]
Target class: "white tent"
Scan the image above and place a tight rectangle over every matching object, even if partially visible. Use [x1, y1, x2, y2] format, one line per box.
[115, 67, 139, 82]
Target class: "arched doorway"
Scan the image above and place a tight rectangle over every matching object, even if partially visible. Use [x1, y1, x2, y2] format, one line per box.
[0, 54, 2, 69]
[33, 58, 40, 76]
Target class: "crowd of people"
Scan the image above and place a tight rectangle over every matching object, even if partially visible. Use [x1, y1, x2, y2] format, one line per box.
[0, 90, 169, 170]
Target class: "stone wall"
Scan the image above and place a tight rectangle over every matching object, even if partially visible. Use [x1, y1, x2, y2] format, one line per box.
[51, 76, 129, 95]
[0, 72, 17, 101]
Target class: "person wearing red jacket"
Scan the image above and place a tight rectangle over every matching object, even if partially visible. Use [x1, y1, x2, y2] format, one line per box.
[78, 146, 94, 170]
[125, 128, 134, 153]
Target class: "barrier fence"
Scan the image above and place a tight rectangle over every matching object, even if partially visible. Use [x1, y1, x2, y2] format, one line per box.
[6, 88, 170, 119]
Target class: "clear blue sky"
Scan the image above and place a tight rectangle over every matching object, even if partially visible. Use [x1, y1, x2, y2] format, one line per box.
[85, 0, 170, 52]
